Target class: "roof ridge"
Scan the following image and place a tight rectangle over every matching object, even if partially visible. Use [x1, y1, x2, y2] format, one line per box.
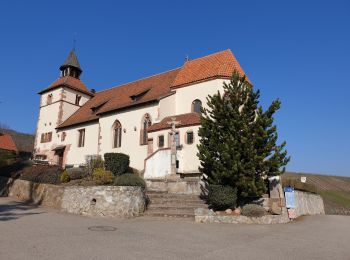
[95, 67, 182, 94]
[185, 49, 231, 63]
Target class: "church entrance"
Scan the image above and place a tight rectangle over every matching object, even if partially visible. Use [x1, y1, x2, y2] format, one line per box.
[53, 146, 66, 168]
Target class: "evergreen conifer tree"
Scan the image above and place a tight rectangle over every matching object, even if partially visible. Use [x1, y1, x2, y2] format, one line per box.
[197, 72, 290, 200]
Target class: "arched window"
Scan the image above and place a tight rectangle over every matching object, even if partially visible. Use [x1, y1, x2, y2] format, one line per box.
[192, 99, 202, 113]
[113, 120, 122, 148]
[47, 94, 53, 105]
[141, 114, 152, 145]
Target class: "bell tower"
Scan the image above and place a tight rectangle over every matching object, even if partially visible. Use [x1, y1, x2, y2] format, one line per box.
[59, 50, 82, 79]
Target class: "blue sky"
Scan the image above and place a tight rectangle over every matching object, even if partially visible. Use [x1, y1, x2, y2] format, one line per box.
[0, 0, 349, 176]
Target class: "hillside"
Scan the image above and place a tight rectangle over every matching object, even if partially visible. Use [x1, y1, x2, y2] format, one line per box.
[283, 172, 350, 215]
[0, 128, 34, 153]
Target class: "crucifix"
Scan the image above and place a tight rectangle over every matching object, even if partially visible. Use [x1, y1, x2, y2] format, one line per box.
[167, 117, 181, 175]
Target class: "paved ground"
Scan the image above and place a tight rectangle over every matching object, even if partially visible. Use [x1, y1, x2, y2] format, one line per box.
[1, 197, 350, 260]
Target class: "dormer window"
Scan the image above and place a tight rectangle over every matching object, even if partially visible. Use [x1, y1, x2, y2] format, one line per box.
[130, 89, 150, 102]
[90, 101, 108, 114]
[75, 95, 81, 105]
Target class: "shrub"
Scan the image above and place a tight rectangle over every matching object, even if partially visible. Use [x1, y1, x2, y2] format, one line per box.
[85, 156, 104, 177]
[114, 173, 146, 188]
[92, 168, 114, 185]
[241, 204, 266, 217]
[60, 171, 70, 183]
[104, 153, 130, 176]
[66, 167, 87, 180]
[207, 185, 237, 210]
[20, 165, 62, 184]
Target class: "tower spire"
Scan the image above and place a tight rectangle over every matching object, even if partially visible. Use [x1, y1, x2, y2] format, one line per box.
[59, 49, 82, 79]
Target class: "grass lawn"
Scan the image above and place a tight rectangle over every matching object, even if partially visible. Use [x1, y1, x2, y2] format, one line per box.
[320, 191, 350, 209]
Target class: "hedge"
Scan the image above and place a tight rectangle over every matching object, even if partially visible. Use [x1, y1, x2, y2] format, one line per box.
[104, 153, 130, 176]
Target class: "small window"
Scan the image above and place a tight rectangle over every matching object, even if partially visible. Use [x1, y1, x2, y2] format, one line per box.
[47, 94, 53, 105]
[186, 131, 194, 144]
[169, 132, 180, 148]
[75, 95, 82, 105]
[141, 114, 152, 145]
[113, 121, 122, 148]
[61, 132, 66, 142]
[158, 135, 164, 148]
[40, 132, 52, 143]
[78, 129, 85, 147]
[192, 99, 202, 113]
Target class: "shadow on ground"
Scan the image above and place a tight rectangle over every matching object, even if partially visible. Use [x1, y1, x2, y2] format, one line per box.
[0, 200, 42, 221]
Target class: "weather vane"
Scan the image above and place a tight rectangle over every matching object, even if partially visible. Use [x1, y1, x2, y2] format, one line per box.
[73, 32, 77, 50]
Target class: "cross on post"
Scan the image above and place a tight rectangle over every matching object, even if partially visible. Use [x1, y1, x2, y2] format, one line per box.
[167, 117, 181, 175]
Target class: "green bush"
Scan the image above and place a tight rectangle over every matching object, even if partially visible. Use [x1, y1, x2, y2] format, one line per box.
[207, 185, 237, 210]
[241, 204, 266, 217]
[104, 153, 130, 176]
[66, 168, 87, 180]
[114, 173, 146, 188]
[60, 170, 70, 183]
[20, 165, 62, 184]
[92, 168, 115, 185]
[85, 156, 104, 177]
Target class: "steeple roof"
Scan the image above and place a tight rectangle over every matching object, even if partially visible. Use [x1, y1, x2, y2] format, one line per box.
[59, 50, 82, 72]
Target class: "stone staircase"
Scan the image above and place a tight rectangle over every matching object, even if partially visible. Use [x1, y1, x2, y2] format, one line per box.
[145, 191, 207, 219]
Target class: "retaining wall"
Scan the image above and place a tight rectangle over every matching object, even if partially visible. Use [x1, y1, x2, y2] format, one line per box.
[0, 177, 146, 217]
[293, 190, 325, 218]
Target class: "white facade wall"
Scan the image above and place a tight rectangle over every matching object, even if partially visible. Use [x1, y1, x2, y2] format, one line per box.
[58, 121, 99, 166]
[157, 93, 176, 121]
[148, 125, 200, 175]
[174, 79, 229, 114]
[98, 103, 159, 170]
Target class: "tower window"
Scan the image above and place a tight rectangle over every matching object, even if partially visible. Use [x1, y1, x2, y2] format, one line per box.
[75, 95, 82, 105]
[47, 94, 53, 105]
[78, 129, 85, 147]
[113, 120, 122, 148]
[192, 99, 202, 113]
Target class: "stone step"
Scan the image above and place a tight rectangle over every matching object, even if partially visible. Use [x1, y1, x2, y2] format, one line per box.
[148, 204, 206, 210]
[146, 193, 202, 200]
[148, 203, 206, 209]
[148, 198, 206, 204]
[144, 210, 195, 219]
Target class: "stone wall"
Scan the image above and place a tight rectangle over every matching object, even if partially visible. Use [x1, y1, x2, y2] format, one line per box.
[195, 208, 290, 224]
[146, 178, 201, 195]
[0, 177, 146, 218]
[293, 191, 325, 218]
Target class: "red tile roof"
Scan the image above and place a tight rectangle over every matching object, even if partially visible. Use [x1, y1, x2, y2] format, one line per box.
[148, 113, 200, 133]
[39, 76, 93, 96]
[171, 49, 249, 88]
[0, 134, 17, 152]
[57, 49, 248, 129]
[58, 68, 181, 128]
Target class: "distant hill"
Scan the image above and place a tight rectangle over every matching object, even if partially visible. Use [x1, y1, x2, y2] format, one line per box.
[0, 128, 34, 153]
[283, 172, 350, 192]
[283, 172, 350, 215]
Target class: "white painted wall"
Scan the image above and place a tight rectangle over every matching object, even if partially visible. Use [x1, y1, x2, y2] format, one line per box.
[174, 79, 229, 114]
[148, 125, 200, 175]
[98, 103, 159, 170]
[58, 121, 99, 166]
[144, 149, 171, 179]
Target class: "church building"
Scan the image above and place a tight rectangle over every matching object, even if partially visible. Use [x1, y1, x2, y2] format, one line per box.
[34, 49, 248, 179]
